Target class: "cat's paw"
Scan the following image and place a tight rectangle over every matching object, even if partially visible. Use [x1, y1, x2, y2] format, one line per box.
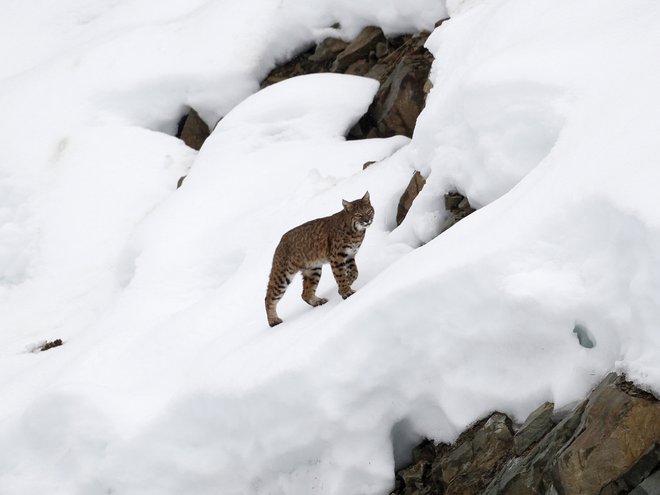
[341, 289, 355, 300]
[268, 317, 283, 327]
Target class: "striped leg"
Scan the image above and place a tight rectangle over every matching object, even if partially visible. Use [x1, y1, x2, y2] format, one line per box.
[345, 257, 358, 285]
[301, 267, 327, 307]
[265, 269, 294, 327]
[330, 256, 355, 299]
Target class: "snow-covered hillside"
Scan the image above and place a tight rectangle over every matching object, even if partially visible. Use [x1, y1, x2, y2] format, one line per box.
[2, 0, 660, 493]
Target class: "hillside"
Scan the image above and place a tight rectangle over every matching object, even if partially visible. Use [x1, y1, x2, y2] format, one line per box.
[1, 1, 660, 494]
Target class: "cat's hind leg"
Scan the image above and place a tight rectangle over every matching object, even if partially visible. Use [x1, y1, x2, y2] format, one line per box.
[265, 268, 294, 327]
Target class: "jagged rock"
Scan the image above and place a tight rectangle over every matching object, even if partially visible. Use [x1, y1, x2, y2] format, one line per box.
[392, 374, 660, 495]
[392, 441, 445, 495]
[601, 444, 660, 494]
[177, 108, 210, 150]
[375, 41, 389, 59]
[344, 59, 373, 77]
[261, 25, 435, 140]
[482, 400, 588, 495]
[554, 373, 660, 494]
[630, 470, 660, 495]
[396, 171, 425, 225]
[368, 36, 433, 138]
[39, 339, 63, 352]
[513, 402, 555, 456]
[331, 26, 385, 73]
[309, 37, 348, 63]
[398, 461, 427, 494]
[441, 192, 475, 232]
[441, 412, 514, 495]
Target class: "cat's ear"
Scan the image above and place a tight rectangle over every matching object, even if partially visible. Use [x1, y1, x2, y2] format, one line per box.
[342, 199, 351, 211]
[362, 191, 370, 203]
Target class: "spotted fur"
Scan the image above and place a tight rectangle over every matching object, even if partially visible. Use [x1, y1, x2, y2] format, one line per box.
[265, 192, 374, 327]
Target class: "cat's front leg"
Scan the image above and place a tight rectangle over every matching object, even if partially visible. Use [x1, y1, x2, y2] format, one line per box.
[345, 257, 358, 285]
[330, 256, 355, 299]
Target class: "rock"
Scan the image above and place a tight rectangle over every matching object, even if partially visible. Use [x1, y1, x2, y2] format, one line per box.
[393, 441, 445, 495]
[483, 400, 588, 495]
[513, 402, 555, 456]
[177, 175, 186, 188]
[262, 26, 434, 140]
[440, 192, 475, 233]
[362, 160, 377, 170]
[440, 412, 514, 495]
[177, 108, 210, 150]
[392, 374, 660, 495]
[368, 42, 433, 137]
[344, 59, 373, 77]
[39, 339, 63, 352]
[553, 373, 660, 494]
[308, 37, 348, 63]
[331, 26, 385, 73]
[444, 192, 463, 211]
[398, 461, 426, 493]
[375, 41, 389, 59]
[396, 171, 425, 225]
[347, 32, 433, 139]
[601, 443, 660, 494]
[260, 45, 322, 88]
[630, 470, 660, 495]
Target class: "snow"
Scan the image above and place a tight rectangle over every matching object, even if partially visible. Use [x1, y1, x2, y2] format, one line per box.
[1, 0, 660, 494]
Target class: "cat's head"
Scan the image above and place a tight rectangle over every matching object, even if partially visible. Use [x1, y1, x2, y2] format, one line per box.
[342, 191, 374, 231]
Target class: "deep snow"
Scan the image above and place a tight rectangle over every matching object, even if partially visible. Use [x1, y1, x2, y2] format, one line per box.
[2, 0, 660, 494]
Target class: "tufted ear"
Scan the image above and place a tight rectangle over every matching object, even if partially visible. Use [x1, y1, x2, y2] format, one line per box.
[361, 191, 370, 203]
[342, 199, 351, 211]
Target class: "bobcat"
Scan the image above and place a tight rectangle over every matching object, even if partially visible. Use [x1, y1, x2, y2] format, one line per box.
[265, 192, 374, 327]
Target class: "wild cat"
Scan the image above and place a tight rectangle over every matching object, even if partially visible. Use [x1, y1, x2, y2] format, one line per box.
[265, 192, 374, 327]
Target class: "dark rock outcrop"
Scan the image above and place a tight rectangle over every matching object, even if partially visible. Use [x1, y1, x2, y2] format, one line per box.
[396, 171, 426, 225]
[330, 26, 386, 74]
[362, 33, 434, 138]
[39, 339, 63, 352]
[391, 373, 660, 495]
[261, 25, 436, 139]
[176, 108, 210, 151]
[440, 192, 475, 233]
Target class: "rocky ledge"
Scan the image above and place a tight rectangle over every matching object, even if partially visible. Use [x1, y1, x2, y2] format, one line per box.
[262, 23, 441, 139]
[392, 373, 660, 495]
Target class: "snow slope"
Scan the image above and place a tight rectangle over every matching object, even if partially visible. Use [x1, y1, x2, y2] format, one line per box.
[2, 0, 660, 494]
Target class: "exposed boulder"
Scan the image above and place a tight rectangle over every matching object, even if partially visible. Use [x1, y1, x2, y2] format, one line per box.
[349, 31, 433, 139]
[441, 192, 475, 233]
[396, 171, 426, 225]
[442, 413, 514, 495]
[554, 374, 660, 494]
[330, 26, 385, 73]
[39, 339, 63, 352]
[177, 108, 210, 150]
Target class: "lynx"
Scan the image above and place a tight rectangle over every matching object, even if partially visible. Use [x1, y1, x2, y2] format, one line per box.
[265, 192, 374, 327]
